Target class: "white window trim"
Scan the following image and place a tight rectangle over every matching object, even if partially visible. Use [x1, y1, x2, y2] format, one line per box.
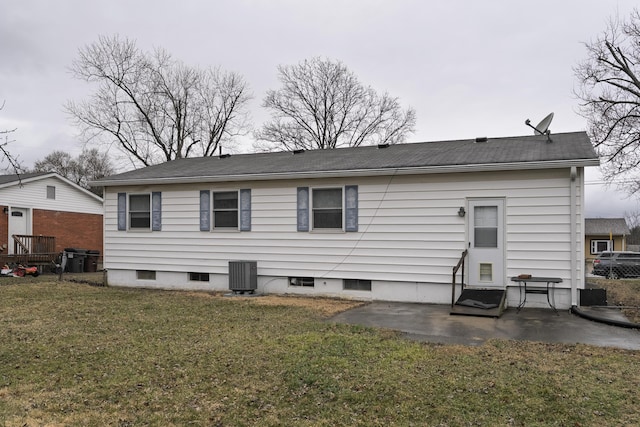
[211, 189, 240, 231]
[128, 193, 152, 231]
[310, 186, 345, 232]
[590, 239, 613, 255]
[46, 185, 56, 200]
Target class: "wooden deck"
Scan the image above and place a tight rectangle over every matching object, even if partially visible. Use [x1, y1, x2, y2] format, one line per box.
[0, 235, 58, 269]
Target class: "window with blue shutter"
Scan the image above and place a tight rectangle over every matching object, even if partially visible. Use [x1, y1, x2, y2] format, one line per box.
[297, 187, 309, 231]
[200, 190, 211, 231]
[298, 185, 358, 232]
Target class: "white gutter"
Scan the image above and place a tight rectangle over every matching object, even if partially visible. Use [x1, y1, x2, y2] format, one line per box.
[570, 166, 578, 306]
[93, 158, 601, 187]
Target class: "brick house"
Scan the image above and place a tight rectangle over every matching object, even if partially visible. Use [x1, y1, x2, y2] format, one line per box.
[0, 172, 103, 266]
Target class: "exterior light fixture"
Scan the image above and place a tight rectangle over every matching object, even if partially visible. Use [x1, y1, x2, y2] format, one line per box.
[458, 207, 466, 217]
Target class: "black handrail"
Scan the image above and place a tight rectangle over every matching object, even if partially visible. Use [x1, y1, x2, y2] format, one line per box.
[451, 249, 468, 307]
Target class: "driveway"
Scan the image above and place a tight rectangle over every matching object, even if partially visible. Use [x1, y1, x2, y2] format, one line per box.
[330, 302, 640, 350]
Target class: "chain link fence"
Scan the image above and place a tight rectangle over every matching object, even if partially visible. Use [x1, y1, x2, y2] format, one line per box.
[592, 252, 640, 279]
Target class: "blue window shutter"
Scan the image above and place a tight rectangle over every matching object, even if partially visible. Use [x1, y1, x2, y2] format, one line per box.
[297, 187, 309, 232]
[200, 190, 210, 231]
[240, 189, 251, 231]
[151, 192, 162, 231]
[345, 185, 358, 232]
[117, 193, 126, 231]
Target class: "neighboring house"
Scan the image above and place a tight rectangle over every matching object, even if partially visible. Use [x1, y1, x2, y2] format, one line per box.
[94, 132, 599, 310]
[0, 172, 103, 263]
[584, 218, 631, 265]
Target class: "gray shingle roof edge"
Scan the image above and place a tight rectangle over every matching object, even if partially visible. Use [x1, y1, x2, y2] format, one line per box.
[93, 131, 599, 187]
[585, 218, 631, 235]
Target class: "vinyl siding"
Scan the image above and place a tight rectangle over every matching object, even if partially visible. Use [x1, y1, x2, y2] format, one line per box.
[104, 167, 582, 288]
[1, 176, 102, 214]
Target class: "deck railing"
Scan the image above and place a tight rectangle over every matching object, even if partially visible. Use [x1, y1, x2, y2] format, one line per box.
[0, 235, 58, 266]
[451, 249, 468, 307]
[13, 234, 55, 255]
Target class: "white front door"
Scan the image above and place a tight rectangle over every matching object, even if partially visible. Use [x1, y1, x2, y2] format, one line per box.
[8, 208, 29, 254]
[468, 199, 505, 287]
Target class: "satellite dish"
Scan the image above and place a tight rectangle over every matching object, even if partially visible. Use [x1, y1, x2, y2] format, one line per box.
[524, 112, 554, 142]
[534, 112, 554, 134]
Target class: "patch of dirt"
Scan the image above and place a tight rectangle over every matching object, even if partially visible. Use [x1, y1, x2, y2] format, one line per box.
[587, 278, 640, 324]
[242, 294, 367, 317]
[180, 291, 366, 317]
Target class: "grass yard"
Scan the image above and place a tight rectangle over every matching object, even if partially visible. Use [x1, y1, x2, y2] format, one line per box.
[1, 280, 639, 426]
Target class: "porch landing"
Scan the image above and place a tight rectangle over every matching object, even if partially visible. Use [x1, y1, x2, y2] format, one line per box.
[450, 289, 506, 318]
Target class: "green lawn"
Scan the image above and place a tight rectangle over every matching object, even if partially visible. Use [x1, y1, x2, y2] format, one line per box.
[1, 280, 639, 426]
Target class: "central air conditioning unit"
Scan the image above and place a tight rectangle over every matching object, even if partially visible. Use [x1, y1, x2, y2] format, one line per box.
[228, 261, 257, 294]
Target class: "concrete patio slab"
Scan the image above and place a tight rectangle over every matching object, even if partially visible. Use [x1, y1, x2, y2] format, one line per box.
[330, 302, 640, 350]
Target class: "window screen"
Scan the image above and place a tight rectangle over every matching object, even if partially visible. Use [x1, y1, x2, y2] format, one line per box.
[213, 191, 238, 228]
[344, 279, 372, 291]
[129, 194, 151, 229]
[312, 188, 342, 229]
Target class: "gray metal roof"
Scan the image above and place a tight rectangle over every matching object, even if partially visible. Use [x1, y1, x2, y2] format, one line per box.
[585, 218, 630, 236]
[94, 131, 599, 186]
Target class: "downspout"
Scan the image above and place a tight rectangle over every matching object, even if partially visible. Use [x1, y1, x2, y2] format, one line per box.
[570, 167, 578, 307]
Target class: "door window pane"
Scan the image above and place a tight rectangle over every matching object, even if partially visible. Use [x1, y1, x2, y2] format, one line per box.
[479, 263, 493, 281]
[474, 206, 498, 248]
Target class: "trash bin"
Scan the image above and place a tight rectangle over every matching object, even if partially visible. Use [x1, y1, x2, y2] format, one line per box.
[64, 248, 87, 273]
[85, 250, 100, 272]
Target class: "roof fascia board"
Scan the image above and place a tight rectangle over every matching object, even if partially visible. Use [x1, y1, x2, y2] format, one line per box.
[95, 158, 601, 187]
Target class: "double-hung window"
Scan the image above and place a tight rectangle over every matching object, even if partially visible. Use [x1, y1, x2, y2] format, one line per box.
[129, 194, 151, 230]
[312, 188, 343, 229]
[297, 185, 358, 232]
[200, 189, 251, 231]
[117, 192, 161, 231]
[213, 191, 239, 229]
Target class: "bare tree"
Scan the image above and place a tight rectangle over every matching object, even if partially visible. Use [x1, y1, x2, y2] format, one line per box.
[0, 101, 23, 176]
[33, 151, 78, 179]
[66, 35, 251, 168]
[255, 57, 416, 152]
[625, 210, 640, 244]
[575, 9, 640, 194]
[33, 148, 114, 196]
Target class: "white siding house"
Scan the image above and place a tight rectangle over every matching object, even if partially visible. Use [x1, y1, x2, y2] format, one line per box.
[95, 132, 599, 309]
[0, 173, 103, 216]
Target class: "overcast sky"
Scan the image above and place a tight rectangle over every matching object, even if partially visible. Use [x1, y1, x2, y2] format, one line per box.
[1, 0, 639, 218]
